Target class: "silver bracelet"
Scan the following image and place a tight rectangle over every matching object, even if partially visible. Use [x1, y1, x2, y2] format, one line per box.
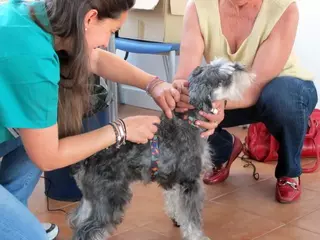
[114, 120, 126, 146]
[109, 119, 127, 148]
[109, 121, 125, 148]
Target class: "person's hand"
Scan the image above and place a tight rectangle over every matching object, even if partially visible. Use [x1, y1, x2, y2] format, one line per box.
[123, 115, 160, 144]
[172, 79, 195, 112]
[150, 82, 180, 119]
[195, 100, 226, 138]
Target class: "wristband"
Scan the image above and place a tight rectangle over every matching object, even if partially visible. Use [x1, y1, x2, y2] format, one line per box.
[146, 76, 165, 96]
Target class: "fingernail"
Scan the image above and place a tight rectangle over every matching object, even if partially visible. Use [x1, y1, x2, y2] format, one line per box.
[199, 111, 204, 115]
[196, 121, 200, 125]
[184, 108, 188, 112]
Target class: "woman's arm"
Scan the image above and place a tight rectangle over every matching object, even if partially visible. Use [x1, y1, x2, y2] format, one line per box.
[225, 3, 299, 109]
[172, 0, 205, 112]
[19, 115, 160, 171]
[19, 124, 115, 171]
[90, 48, 180, 118]
[174, 0, 204, 81]
[90, 48, 155, 90]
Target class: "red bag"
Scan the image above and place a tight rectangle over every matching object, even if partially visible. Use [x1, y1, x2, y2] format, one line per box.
[243, 109, 320, 173]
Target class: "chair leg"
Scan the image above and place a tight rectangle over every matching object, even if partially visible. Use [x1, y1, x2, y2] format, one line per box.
[162, 55, 170, 82]
[169, 50, 176, 82]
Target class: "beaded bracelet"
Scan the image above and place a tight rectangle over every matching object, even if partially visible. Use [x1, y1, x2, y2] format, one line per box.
[146, 76, 165, 96]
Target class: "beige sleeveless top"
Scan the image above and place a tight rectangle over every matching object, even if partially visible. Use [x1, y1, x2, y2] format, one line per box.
[194, 0, 314, 80]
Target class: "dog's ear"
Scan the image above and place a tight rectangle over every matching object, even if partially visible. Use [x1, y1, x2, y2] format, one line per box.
[225, 62, 256, 100]
[233, 62, 246, 71]
[192, 66, 203, 76]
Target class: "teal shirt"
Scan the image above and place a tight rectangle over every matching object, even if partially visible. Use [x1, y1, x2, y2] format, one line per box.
[0, 0, 60, 143]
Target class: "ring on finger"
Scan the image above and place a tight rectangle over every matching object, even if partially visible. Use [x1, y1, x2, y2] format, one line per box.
[211, 108, 219, 115]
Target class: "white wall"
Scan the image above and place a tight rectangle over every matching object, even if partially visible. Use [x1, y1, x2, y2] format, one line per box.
[117, 0, 320, 108]
[294, 0, 320, 107]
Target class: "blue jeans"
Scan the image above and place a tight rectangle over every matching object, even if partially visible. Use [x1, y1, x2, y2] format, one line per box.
[208, 76, 318, 178]
[0, 138, 47, 240]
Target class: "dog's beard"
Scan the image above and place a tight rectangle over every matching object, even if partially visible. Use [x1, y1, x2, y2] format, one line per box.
[212, 70, 255, 101]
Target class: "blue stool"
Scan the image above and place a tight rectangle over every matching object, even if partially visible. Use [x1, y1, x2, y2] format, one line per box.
[115, 37, 180, 82]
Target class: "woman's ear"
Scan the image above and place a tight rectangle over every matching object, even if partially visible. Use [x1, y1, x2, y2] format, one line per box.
[84, 9, 99, 30]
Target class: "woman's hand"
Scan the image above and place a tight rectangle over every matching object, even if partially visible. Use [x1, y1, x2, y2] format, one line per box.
[196, 100, 226, 138]
[123, 115, 160, 144]
[172, 79, 194, 112]
[149, 82, 181, 119]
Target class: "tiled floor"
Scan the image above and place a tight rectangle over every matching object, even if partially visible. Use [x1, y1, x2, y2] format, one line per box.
[29, 105, 320, 240]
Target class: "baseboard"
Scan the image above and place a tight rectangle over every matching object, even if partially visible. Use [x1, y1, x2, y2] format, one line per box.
[118, 84, 161, 111]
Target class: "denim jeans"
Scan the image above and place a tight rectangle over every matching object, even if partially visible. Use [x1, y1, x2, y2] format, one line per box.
[208, 76, 318, 178]
[0, 138, 47, 240]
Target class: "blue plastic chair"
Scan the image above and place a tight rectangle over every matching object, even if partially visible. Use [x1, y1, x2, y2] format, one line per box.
[115, 37, 180, 82]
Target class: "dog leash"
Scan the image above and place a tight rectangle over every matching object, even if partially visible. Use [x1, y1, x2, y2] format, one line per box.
[150, 135, 160, 181]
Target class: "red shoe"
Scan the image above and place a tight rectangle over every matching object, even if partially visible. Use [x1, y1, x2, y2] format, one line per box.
[203, 135, 243, 184]
[276, 177, 301, 203]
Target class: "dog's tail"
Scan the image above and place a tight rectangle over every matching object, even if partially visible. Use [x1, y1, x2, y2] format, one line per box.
[68, 198, 108, 240]
[68, 183, 132, 240]
[69, 198, 120, 240]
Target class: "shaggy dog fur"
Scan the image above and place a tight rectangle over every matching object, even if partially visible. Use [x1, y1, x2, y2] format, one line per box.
[69, 58, 255, 240]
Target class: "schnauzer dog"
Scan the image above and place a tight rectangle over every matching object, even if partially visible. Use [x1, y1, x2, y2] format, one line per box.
[69, 58, 255, 240]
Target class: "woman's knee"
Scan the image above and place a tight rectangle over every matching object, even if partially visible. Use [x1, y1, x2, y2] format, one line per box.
[0, 185, 47, 240]
[257, 77, 316, 123]
[0, 145, 42, 205]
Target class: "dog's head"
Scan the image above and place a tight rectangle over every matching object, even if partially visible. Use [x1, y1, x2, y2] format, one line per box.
[188, 58, 255, 112]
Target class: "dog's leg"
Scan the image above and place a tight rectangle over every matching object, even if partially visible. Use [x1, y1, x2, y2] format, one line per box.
[175, 180, 210, 240]
[69, 182, 132, 240]
[163, 185, 180, 227]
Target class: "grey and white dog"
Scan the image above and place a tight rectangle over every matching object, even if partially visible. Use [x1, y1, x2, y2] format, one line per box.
[69, 58, 254, 240]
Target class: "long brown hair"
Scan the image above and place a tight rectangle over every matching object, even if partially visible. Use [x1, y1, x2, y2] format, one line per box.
[32, 0, 135, 138]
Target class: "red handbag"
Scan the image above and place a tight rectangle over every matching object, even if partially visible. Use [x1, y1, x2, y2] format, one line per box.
[243, 109, 320, 173]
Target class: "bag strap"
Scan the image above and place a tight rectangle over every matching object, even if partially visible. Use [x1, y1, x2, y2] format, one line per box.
[302, 120, 320, 173]
[7, 128, 20, 138]
[263, 135, 278, 161]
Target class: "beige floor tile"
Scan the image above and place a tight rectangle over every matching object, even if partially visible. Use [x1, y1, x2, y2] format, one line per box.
[144, 202, 283, 240]
[29, 178, 78, 215]
[118, 104, 161, 118]
[110, 227, 168, 240]
[36, 204, 77, 240]
[255, 225, 320, 240]
[204, 159, 275, 201]
[213, 178, 320, 223]
[289, 208, 320, 234]
[300, 169, 320, 192]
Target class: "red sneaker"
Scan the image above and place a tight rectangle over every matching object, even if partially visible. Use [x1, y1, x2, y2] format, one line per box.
[276, 177, 301, 203]
[203, 135, 243, 184]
